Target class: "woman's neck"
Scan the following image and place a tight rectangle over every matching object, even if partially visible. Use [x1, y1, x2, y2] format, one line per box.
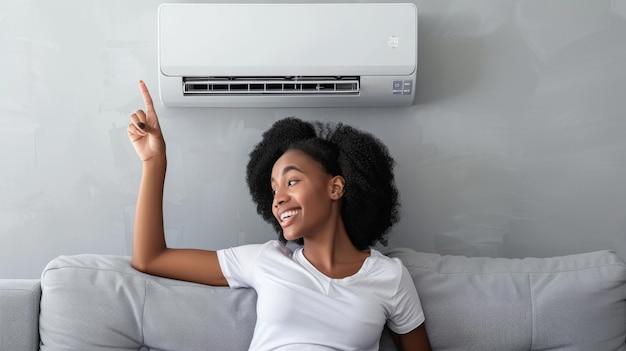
[301, 224, 370, 279]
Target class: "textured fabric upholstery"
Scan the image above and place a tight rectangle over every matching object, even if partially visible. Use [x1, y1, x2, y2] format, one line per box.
[386, 249, 626, 351]
[39, 254, 257, 351]
[0, 279, 40, 351]
[27, 249, 626, 350]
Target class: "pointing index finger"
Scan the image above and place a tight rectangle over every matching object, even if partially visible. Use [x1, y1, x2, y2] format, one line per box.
[138, 80, 155, 113]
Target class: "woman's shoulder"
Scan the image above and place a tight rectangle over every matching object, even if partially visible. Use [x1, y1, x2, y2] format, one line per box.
[349, 249, 411, 298]
[246, 239, 297, 260]
[221, 239, 290, 256]
[362, 248, 406, 278]
[267, 240, 297, 256]
[369, 248, 402, 266]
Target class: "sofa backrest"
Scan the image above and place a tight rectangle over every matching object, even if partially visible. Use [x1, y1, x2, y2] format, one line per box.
[40, 250, 626, 350]
[40, 254, 257, 351]
[386, 248, 626, 351]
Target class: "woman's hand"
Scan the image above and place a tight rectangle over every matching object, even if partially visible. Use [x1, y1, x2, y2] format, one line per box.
[127, 80, 166, 162]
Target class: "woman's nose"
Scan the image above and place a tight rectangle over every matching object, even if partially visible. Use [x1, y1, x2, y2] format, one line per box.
[273, 189, 287, 207]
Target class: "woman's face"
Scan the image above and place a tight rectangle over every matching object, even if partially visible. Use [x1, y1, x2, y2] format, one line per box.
[270, 149, 338, 242]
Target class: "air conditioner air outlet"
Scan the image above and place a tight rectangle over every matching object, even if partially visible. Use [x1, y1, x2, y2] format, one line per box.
[183, 76, 360, 96]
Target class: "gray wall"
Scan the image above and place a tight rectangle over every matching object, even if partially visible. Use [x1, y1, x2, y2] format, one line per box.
[2, 0, 626, 278]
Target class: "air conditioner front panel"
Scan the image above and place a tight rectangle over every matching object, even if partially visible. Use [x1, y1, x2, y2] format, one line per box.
[158, 3, 417, 77]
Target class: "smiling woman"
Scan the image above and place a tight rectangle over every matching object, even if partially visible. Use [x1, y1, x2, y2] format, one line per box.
[247, 118, 400, 251]
[127, 81, 431, 351]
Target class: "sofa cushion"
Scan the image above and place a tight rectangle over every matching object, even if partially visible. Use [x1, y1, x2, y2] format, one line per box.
[386, 249, 626, 351]
[40, 254, 257, 351]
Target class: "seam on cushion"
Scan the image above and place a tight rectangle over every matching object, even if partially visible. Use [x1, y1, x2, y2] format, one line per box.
[402, 262, 626, 275]
[0, 287, 37, 295]
[141, 279, 147, 347]
[42, 265, 144, 282]
[42, 265, 218, 288]
[528, 273, 535, 351]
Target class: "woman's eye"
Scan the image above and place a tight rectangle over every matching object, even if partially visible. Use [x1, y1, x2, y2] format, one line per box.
[287, 180, 298, 187]
[271, 189, 277, 196]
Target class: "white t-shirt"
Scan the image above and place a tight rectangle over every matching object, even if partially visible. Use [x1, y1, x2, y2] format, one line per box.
[217, 240, 425, 351]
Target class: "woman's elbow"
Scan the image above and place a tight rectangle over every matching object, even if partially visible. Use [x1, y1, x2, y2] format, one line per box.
[131, 257, 151, 273]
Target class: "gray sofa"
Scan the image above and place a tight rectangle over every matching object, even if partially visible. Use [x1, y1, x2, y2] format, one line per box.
[1, 248, 625, 350]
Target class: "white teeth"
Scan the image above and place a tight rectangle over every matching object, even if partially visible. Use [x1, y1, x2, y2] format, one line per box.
[280, 210, 299, 221]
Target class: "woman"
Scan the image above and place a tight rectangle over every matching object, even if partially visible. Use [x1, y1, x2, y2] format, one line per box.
[127, 81, 431, 351]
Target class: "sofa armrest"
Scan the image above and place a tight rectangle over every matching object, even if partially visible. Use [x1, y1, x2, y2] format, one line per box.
[0, 279, 41, 351]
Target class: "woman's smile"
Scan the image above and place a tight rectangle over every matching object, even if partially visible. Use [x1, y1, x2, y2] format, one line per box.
[279, 209, 301, 227]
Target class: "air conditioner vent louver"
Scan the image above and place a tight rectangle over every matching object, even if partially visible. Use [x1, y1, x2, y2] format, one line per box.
[183, 76, 360, 96]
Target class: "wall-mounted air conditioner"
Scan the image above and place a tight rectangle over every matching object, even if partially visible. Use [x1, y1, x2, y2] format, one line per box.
[158, 3, 418, 107]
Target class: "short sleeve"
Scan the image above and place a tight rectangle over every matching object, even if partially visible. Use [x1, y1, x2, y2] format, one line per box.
[217, 243, 266, 288]
[387, 263, 425, 334]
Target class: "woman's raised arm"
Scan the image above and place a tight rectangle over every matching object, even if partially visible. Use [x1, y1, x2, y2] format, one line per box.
[127, 81, 228, 286]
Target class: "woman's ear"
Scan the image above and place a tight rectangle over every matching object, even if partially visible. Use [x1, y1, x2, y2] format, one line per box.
[329, 175, 345, 200]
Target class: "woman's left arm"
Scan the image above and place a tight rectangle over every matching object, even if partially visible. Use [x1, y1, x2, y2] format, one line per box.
[390, 324, 431, 351]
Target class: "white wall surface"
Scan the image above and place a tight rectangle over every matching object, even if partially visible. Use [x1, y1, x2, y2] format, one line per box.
[2, 0, 626, 278]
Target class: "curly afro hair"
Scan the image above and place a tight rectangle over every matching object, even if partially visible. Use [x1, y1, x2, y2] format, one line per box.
[246, 117, 400, 250]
